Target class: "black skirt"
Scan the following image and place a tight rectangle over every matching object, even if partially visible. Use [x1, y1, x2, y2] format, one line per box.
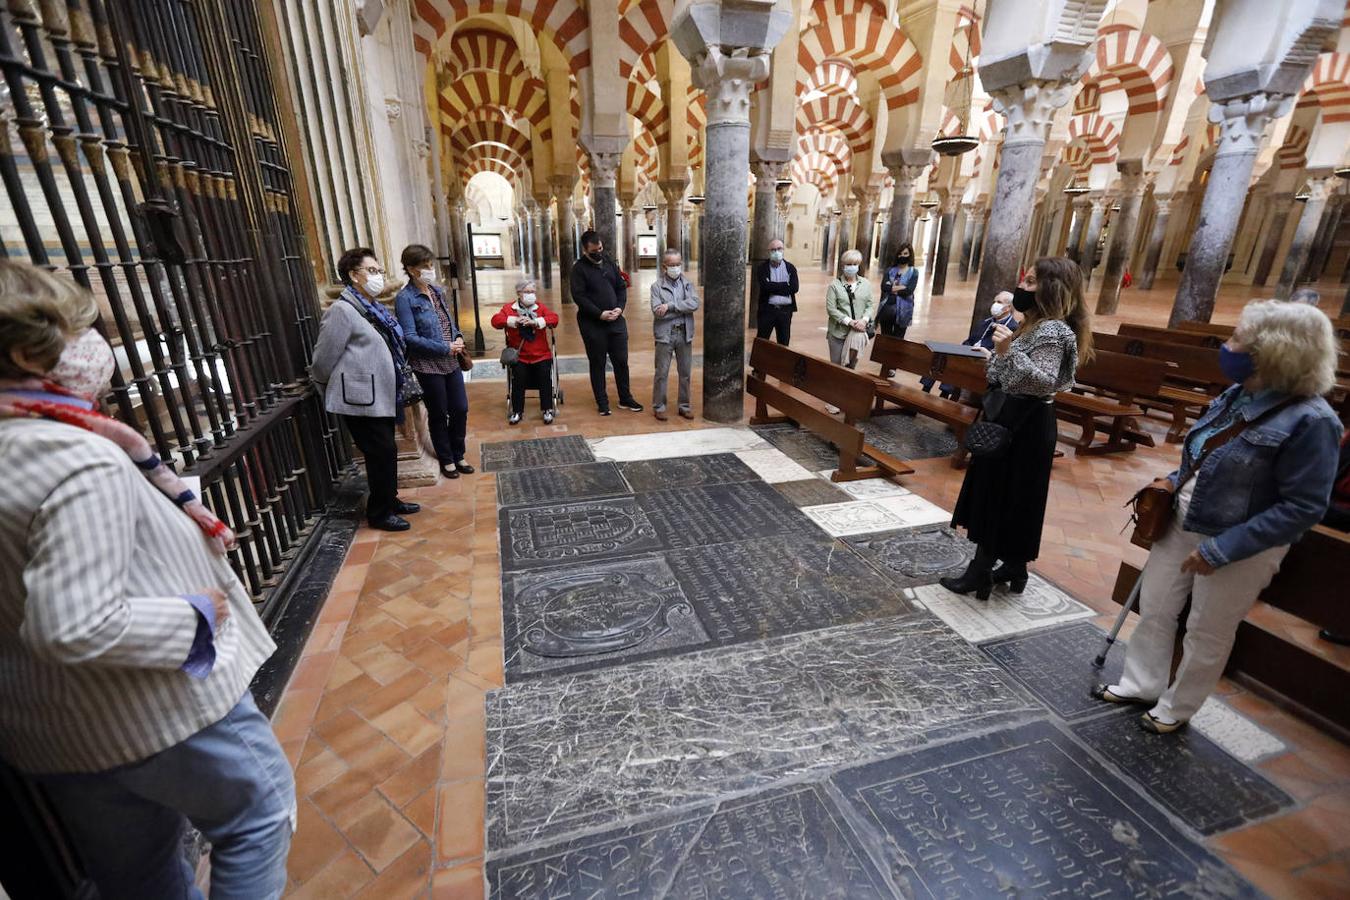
[952, 395, 1058, 563]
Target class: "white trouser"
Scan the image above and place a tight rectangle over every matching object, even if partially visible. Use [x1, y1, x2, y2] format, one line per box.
[1115, 517, 1287, 722]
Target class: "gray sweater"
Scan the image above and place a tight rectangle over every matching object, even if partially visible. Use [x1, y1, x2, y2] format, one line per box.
[986, 318, 1079, 398]
[310, 297, 398, 418]
[650, 274, 700, 343]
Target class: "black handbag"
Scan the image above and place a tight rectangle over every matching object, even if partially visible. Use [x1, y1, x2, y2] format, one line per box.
[963, 387, 1032, 459]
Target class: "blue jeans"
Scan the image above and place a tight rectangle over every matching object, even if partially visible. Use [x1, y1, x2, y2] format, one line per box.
[37, 692, 295, 900]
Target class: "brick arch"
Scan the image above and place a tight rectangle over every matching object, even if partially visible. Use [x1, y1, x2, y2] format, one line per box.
[791, 156, 839, 200]
[1276, 124, 1311, 170]
[459, 156, 518, 185]
[1087, 27, 1175, 115]
[798, 0, 924, 111]
[1299, 52, 1350, 123]
[1063, 142, 1093, 175]
[446, 28, 527, 80]
[1066, 113, 1120, 164]
[627, 80, 670, 147]
[797, 130, 853, 176]
[413, 0, 590, 71]
[632, 128, 660, 186]
[948, 5, 981, 81]
[797, 95, 873, 157]
[439, 72, 549, 136]
[804, 60, 859, 98]
[449, 120, 534, 168]
[618, 0, 672, 80]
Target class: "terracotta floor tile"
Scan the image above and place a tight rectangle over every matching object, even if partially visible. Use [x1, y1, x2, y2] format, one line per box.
[295, 745, 349, 796]
[432, 861, 483, 899]
[1269, 804, 1350, 859]
[352, 839, 432, 899]
[350, 645, 421, 686]
[315, 710, 411, 773]
[439, 712, 486, 782]
[403, 786, 438, 838]
[1215, 819, 1317, 868]
[405, 638, 467, 678]
[288, 798, 350, 885]
[352, 669, 434, 720]
[445, 675, 487, 722]
[273, 688, 324, 744]
[464, 645, 503, 687]
[379, 744, 443, 808]
[371, 702, 444, 757]
[287, 849, 374, 899]
[311, 767, 381, 820]
[1224, 856, 1325, 900]
[1263, 752, 1347, 801]
[436, 779, 486, 863]
[337, 794, 423, 871]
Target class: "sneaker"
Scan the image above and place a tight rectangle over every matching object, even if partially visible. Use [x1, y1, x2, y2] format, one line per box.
[654, 408, 669, 421]
[619, 399, 644, 412]
[678, 408, 694, 419]
[598, 408, 612, 416]
[508, 412, 522, 425]
[543, 410, 555, 424]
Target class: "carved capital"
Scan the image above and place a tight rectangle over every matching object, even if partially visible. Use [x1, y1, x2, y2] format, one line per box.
[752, 158, 786, 188]
[1152, 194, 1172, 216]
[1208, 93, 1294, 158]
[689, 46, 770, 126]
[886, 163, 927, 191]
[1089, 194, 1112, 213]
[1303, 172, 1335, 204]
[989, 80, 1075, 146]
[658, 177, 688, 206]
[588, 151, 622, 189]
[411, 139, 430, 159]
[384, 96, 402, 123]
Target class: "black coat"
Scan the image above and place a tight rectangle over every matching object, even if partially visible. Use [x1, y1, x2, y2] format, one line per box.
[569, 255, 627, 323]
[753, 259, 799, 314]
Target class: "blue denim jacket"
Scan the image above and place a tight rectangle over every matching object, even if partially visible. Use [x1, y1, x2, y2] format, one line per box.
[393, 283, 456, 359]
[879, 265, 918, 327]
[1167, 384, 1341, 567]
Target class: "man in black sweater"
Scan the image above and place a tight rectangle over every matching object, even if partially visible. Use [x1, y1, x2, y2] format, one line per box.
[752, 238, 799, 345]
[570, 230, 642, 414]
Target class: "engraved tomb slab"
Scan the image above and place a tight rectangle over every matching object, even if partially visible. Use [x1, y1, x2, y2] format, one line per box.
[751, 423, 861, 471]
[909, 573, 1094, 643]
[845, 525, 978, 589]
[831, 720, 1261, 899]
[635, 481, 811, 548]
[617, 453, 756, 492]
[496, 461, 631, 507]
[498, 498, 666, 571]
[772, 478, 852, 507]
[862, 412, 960, 460]
[480, 435, 595, 471]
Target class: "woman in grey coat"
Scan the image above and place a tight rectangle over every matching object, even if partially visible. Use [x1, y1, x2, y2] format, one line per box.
[311, 247, 420, 532]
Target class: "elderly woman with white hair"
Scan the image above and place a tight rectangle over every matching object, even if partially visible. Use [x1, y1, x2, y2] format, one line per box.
[825, 249, 875, 371]
[491, 278, 559, 425]
[1097, 300, 1342, 733]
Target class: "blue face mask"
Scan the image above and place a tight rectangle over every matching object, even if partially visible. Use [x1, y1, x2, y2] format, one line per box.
[1219, 344, 1255, 384]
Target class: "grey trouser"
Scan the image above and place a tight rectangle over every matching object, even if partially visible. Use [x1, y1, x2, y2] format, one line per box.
[826, 333, 860, 369]
[653, 325, 693, 412]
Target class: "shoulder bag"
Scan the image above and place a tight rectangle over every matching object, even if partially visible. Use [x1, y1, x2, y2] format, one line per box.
[845, 283, 875, 340]
[962, 387, 1034, 459]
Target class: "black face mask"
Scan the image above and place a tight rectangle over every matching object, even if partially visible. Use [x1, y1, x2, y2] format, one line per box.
[586, 250, 603, 263]
[898, 255, 911, 264]
[1011, 286, 1037, 312]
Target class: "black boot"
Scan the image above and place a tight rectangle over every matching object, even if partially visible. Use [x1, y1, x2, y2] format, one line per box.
[940, 546, 995, 600]
[991, 561, 1029, 593]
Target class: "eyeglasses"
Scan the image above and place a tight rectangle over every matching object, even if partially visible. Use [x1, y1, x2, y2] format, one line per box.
[359, 266, 386, 276]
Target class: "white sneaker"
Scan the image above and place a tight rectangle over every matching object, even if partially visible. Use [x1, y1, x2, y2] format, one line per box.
[825, 404, 841, 414]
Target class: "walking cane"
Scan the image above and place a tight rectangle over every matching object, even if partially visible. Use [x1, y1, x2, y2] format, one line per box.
[1094, 573, 1142, 668]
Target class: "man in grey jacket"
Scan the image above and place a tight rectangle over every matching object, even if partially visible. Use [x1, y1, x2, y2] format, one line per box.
[650, 248, 700, 420]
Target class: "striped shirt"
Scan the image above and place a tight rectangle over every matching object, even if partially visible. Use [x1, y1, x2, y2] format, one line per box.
[0, 419, 275, 774]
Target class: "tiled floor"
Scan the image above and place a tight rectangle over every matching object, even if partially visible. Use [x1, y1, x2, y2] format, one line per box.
[275, 263, 1350, 898]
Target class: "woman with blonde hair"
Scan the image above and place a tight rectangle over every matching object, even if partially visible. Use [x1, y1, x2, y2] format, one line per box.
[1097, 300, 1341, 733]
[942, 256, 1094, 599]
[825, 248, 875, 370]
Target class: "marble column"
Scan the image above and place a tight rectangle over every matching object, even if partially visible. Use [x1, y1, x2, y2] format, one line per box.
[1036, 201, 1056, 258]
[749, 158, 786, 323]
[551, 177, 577, 304]
[1306, 193, 1344, 283]
[681, 209, 693, 266]
[1252, 193, 1293, 287]
[834, 203, 855, 276]
[1137, 194, 1172, 291]
[696, 208, 706, 286]
[958, 204, 977, 280]
[660, 179, 687, 259]
[532, 206, 546, 282]
[925, 210, 941, 265]
[588, 150, 622, 255]
[932, 196, 959, 295]
[1065, 197, 1089, 263]
[969, 208, 988, 274]
[856, 191, 880, 275]
[1275, 171, 1334, 300]
[1170, 94, 1292, 326]
[880, 159, 927, 266]
[821, 216, 835, 271]
[539, 206, 554, 289]
[621, 205, 638, 273]
[1096, 165, 1148, 314]
[1079, 195, 1109, 285]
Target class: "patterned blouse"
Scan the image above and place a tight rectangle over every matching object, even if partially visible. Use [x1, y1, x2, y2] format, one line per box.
[410, 287, 460, 376]
[986, 318, 1079, 398]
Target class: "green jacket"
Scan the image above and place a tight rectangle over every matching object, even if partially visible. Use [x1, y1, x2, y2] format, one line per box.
[825, 277, 876, 340]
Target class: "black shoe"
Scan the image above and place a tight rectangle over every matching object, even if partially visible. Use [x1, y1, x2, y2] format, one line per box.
[393, 501, 420, 515]
[619, 399, 644, 412]
[454, 461, 475, 475]
[991, 563, 1028, 593]
[440, 466, 460, 480]
[598, 408, 612, 416]
[543, 410, 555, 424]
[369, 514, 410, 532]
[1320, 629, 1350, 646]
[939, 570, 993, 601]
[508, 412, 522, 425]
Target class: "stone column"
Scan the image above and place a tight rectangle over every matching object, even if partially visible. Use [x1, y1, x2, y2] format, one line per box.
[551, 176, 577, 304]
[539, 205, 554, 289]
[969, 207, 988, 274]
[673, 30, 782, 422]
[932, 195, 960, 296]
[925, 210, 941, 265]
[834, 202, 855, 276]
[1275, 171, 1334, 300]
[682, 208, 693, 266]
[1252, 193, 1293, 287]
[1064, 197, 1089, 263]
[621, 204, 638, 272]
[821, 215, 835, 271]
[660, 179, 687, 258]
[958, 204, 977, 280]
[1137, 194, 1172, 291]
[1170, 94, 1293, 326]
[1036, 201, 1057, 258]
[749, 158, 786, 324]
[880, 158, 927, 265]
[1080, 195, 1109, 282]
[532, 205, 546, 282]
[1305, 192, 1344, 283]
[1096, 164, 1148, 314]
[856, 191, 880, 275]
[587, 150, 622, 254]
[776, 188, 792, 248]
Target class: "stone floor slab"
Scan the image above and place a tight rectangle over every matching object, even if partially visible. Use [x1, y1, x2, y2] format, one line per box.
[909, 573, 1095, 643]
[821, 472, 912, 501]
[732, 447, 817, 483]
[862, 413, 960, 461]
[801, 495, 950, 537]
[481, 435, 595, 472]
[617, 453, 756, 492]
[845, 525, 978, 589]
[498, 497, 667, 572]
[588, 427, 768, 462]
[486, 617, 1036, 851]
[635, 481, 811, 549]
[495, 461, 631, 507]
[751, 423, 857, 471]
[485, 783, 890, 899]
[1072, 712, 1294, 835]
[771, 478, 852, 507]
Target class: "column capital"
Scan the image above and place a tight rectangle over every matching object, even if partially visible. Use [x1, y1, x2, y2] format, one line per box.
[658, 179, 688, 206]
[1151, 194, 1173, 216]
[1089, 193, 1112, 213]
[1302, 169, 1337, 203]
[988, 80, 1076, 146]
[941, 193, 963, 215]
[751, 158, 787, 188]
[1208, 93, 1294, 158]
[587, 150, 622, 189]
[689, 46, 771, 126]
[548, 174, 576, 195]
[885, 162, 929, 189]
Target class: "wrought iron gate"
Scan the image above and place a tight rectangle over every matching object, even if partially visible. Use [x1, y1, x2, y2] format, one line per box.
[0, 0, 350, 620]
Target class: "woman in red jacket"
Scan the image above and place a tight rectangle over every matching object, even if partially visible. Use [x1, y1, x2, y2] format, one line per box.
[491, 279, 560, 424]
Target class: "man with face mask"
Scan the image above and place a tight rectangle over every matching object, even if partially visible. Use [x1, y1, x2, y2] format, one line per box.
[569, 230, 642, 415]
[752, 238, 798, 345]
[919, 291, 1018, 399]
[650, 249, 701, 420]
[0, 260, 294, 898]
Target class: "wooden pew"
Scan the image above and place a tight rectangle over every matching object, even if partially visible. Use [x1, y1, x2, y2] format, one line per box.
[1056, 350, 1167, 455]
[1118, 322, 1224, 349]
[1110, 525, 1350, 732]
[1093, 332, 1226, 443]
[747, 338, 915, 482]
[868, 336, 988, 445]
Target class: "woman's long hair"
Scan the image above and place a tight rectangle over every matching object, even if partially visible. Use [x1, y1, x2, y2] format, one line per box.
[1022, 256, 1095, 363]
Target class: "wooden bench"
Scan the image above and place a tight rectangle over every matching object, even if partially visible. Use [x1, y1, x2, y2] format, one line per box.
[747, 338, 915, 482]
[1118, 322, 1225, 349]
[1110, 525, 1350, 732]
[1093, 332, 1227, 443]
[1055, 349, 1167, 455]
[868, 336, 989, 466]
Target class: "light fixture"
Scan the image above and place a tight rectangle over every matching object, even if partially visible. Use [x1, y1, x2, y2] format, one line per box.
[918, 198, 938, 210]
[933, 135, 979, 156]
[688, 195, 705, 205]
[1111, 205, 1121, 212]
[642, 204, 657, 212]
[1334, 167, 1350, 180]
[1063, 182, 1089, 195]
[1295, 190, 1311, 202]
[775, 178, 793, 190]
[930, 20, 978, 158]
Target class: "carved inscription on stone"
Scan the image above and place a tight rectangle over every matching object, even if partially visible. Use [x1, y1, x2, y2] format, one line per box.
[502, 555, 709, 678]
[863, 413, 959, 461]
[752, 423, 861, 471]
[496, 461, 631, 507]
[481, 435, 595, 471]
[487, 785, 889, 899]
[846, 525, 977, 589]
[499, 498, 665, 571]
[618, 452, 756, 492]
[910, 574, 1094, 642]
[982, 621, 1125, 719]
[666, 534, 921, 643]
[772, 478, 852, 507]
[832, 721, 1260, 899]
[636, 481, 810, 548]
[1071, 713, 1293, 835]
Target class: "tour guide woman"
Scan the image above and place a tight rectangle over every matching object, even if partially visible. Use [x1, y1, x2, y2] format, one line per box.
[941, 256, 1093, 600]
[1098, 300, 1341, 733]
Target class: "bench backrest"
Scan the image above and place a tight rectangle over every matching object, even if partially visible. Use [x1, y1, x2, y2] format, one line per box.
[1263, 525, 1350, 633]
[748, 338, 875, 419]
[870, 335, 988, 393]
[1073, 348, 1166, 397]
[1176, 321, 1233, 338]
[1093, 332, 1226, 387]
[1117, 323, 1223, 349]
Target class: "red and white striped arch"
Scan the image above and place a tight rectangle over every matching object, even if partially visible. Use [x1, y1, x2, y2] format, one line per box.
[1299, 53, 1350, 124]
[797, 130, 853, 176]
[632, 127, 660, 187]
[1066, 113, 1120, 164]
[687, 88, 706, 169]
[791, 153, 840, 198]
[627, 81, 671, 147]
[445, 29, 527, 81]
[1063, 144, 1093, 175]
[449, 119, 534, 163]
[618, 0, 671, 80]
[439, 72, 550, 137]
[1276, 125, 1311, 170]
[1087, 27, 1174, 114]
[948, 5, 981, 81]
[797, 94, 873, 157]
[412, 0, 590, 72]
[459, 157, 517, 184]
[798, 0, 924, 111]
[804, 60, 860, 99]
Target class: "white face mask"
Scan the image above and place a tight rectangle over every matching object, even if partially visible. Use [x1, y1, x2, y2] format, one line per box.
[363, 273, 385, 296]
[990, 303, 1007, 317]
[769, 250, 784, 262]
[417, 268, 435, 284]
[520, 293, 537, 307]
[665, 265, 682, 278]
[843, 264, 859, 277]
[47, 328, 117, 400]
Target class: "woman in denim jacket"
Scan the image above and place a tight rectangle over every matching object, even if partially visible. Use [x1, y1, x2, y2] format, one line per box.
[1098, 301, 1341, 733]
